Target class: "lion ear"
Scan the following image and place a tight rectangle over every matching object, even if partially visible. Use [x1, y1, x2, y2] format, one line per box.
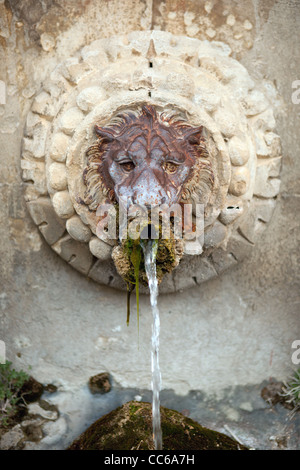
[95, 125, 117, 142]
[182, 126, 204, 145]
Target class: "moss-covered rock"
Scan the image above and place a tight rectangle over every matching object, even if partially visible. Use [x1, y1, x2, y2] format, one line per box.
[112, 236, 183, 288]
[68, 401, 248, 450]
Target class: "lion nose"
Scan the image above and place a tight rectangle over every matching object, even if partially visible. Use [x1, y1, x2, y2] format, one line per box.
[133, 190, 168, 208]
[132, 171, 169, 208]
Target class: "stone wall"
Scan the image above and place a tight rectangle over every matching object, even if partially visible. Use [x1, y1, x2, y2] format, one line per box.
[0, 0, 299, 403]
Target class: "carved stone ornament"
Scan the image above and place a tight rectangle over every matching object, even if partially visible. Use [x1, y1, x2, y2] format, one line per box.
[21, 31, 282, 293]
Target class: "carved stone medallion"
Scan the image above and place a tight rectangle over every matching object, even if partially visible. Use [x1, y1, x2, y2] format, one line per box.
[21, 31, 282, 292]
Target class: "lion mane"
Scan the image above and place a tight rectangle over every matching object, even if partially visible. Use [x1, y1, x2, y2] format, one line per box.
[83, 104, 214, 211]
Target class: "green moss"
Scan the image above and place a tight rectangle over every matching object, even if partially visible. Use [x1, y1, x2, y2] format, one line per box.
[0, 362, 30, 427]
[68, 401, 248, 451]
[282, 368, 300, 411]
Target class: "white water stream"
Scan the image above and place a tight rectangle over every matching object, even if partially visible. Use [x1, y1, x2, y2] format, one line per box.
[142, 240, 163, 450]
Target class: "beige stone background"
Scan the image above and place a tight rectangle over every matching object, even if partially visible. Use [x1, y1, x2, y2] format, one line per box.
[0, 0, 299, 449]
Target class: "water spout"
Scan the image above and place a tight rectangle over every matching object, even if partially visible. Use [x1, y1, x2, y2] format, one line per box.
[142, 239, 163, 450]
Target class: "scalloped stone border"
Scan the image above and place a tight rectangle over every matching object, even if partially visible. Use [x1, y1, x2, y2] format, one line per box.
[21, 31, 282, 293]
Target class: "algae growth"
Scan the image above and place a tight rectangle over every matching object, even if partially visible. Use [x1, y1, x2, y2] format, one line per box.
[111, 211, 183, 326]
[68, 401, 248, 450]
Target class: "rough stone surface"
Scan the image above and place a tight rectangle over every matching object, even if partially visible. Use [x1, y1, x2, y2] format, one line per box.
[229, 167, 250, 196]
[52, 191, 74, 219]
[27, 402, 58, 421]
[254, 158, 281, 198]
[20, 29, 282, 291]
[19, 376, 44, 403]
[68, 401, 247, 450]
[49, 133, 70, 163]
[0, 424, 25, 450]
[59, 107, 84, 135]
[76, 87, 106, 113]
[48, 162, 68, 191]
[52, 235, 93, 274]
[88, 372, 112, 395]
[0, 0, 299, 451]
[89, 237, 113, 261]
[66, 216, 92, 243]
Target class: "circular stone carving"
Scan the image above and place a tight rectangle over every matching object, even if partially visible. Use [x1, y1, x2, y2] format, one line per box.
[21, 31, 282, 293]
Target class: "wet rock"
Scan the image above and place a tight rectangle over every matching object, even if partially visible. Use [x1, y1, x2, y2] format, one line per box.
[68, 401, 248, 450]
[22, 419, 44, 442]
[41, 417, 67, 446]
[27, 401, 58, 421]
[19, 376, 44, 404]
[44, 384, 57, 394]
[0, 424, 25, 450]
[261, 381, 293, 409]
[88, 373, 112, 395]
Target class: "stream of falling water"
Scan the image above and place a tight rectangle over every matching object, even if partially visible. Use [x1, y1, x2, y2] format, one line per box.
[142, 240, 163, 450]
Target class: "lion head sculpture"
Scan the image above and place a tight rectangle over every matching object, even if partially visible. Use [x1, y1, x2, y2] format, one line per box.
[83, 105, 214, 212]
[82, 104, 215, 292]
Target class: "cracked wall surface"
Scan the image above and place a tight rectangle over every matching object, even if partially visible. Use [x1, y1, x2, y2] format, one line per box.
[0, 0, 299, 402]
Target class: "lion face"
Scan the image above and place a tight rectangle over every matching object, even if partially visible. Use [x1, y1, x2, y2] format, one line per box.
[83, 105, 214, 211]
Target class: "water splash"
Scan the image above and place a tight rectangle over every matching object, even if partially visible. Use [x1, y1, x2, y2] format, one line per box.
[142, 239, 163, 450]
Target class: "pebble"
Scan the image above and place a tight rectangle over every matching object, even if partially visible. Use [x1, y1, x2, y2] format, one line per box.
[52, 191, 74, 219]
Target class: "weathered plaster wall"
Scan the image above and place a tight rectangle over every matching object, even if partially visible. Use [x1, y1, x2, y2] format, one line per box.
[0, 0, 299, 406]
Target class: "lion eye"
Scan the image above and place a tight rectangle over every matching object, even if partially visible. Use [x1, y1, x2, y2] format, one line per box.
[163, 161, 179, 174]
[120, 161, 135, 172]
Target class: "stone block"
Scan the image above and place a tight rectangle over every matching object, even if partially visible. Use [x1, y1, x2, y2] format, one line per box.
[213, 106, 238, 138]
[26, 198, 66, 245]
[173, 255, 217, 290]
[31, 91, 56, 118]
[23, 119, 50, 159]
[52, 235, 93, 275]
[254, 158, 281, 198]
[225, 232, 253, 260]
[21, 160, 47, 195]
[88, 259, 126, 290]
[238, 198, 276, 243]
[204, 220, 227, 249]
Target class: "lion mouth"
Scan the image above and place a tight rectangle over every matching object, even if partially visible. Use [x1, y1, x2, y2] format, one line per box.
[111, 214, 184, 325]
